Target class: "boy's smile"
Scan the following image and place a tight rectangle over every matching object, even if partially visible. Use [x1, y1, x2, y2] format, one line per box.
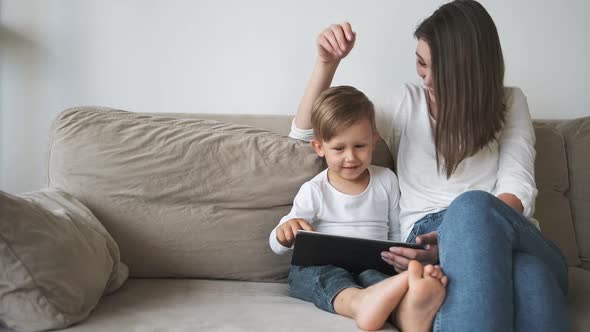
[311, 119, 378, 193]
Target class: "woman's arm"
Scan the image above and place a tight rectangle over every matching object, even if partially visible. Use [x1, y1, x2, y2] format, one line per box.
[293, 23, 356, 130]
[387, 171, 402, 242]
[494, 87, 538, 217]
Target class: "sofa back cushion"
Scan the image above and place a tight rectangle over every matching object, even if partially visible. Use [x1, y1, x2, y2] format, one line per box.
[533, 122, 580, 266]
[156, 113, 395, 172]
[556, 117, 590, 269]
[48, 108, 326, 281]
[48, 107, 586, 280]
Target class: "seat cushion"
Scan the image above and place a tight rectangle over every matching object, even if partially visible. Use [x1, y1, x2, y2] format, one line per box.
[45, 278, 398, 332]
[1, 271, 584, 332]
[10, 271, 583, 332]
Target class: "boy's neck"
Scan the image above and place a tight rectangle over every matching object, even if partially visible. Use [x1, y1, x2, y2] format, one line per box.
[327, 168, 370, 195]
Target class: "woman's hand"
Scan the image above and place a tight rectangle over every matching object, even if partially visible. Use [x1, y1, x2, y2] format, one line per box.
[497, 193, 524, 214]
[276, 218, 314, 248]
[381, 231, 439, 271]
[316, 23, 356, 64]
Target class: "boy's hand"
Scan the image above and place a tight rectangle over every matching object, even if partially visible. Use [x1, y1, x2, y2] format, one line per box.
[276, 218, 314, 248]
[317, 22, 356, 64]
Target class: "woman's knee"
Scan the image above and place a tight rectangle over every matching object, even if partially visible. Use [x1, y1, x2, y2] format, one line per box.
[443, 190, 498, 228]
[449, 190, 496, 212]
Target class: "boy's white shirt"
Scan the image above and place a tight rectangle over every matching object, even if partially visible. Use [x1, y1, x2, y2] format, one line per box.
[269, 165, 401, 255]
[287, 83, 538, 242]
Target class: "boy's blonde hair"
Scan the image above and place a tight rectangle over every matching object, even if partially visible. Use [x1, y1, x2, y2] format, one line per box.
[311, 86, 376, 142]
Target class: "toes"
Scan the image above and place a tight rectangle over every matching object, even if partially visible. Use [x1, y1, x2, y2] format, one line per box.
[408, 260, 424, 281]
[437, 267, 447, 280]
[424, 264, 434, 276]
[428, 265, 444, 279]
[430, 267, 440, 279]
[441, 276, 449, 287]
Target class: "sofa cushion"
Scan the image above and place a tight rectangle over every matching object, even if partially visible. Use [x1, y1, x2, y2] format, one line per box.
[568, 267, 590, 331]
[155, 113, 396, 170]
[556, 117, 590, 269]
[47, 278, 399, 332]
[0, 189, 128, 331]
[533, 122, 580, 266]
[48, 107, 325, 281]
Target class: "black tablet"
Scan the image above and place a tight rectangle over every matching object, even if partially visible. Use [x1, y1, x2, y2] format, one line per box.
[291, 230, 426, 275]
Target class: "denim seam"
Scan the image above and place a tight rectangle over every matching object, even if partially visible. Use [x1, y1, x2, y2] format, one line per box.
[494, 196, 567, 267]
[434, 228, 444, 332]
[313, 268, 331, 312]
[434, 312, 442, 332]
[512, 218, 569, 272]
[492, 189, 569, 269]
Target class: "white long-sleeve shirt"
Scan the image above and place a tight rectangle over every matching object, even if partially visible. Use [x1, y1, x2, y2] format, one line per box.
[289, 83, 538, 241]
[269, 165, 401, 255]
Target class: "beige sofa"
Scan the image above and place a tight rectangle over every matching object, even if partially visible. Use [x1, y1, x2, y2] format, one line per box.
[2, 107, 589, 331]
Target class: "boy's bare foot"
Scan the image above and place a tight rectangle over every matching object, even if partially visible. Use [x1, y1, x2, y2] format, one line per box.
[394, 261, 448, 332]
[354, 272, 410, 331]
[334, 272, 409, 331]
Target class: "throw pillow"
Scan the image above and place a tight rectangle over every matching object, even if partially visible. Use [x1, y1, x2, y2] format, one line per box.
[0, 188, 128, 331]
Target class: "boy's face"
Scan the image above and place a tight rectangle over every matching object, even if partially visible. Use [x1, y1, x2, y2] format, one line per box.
[311, 119, 378, 182]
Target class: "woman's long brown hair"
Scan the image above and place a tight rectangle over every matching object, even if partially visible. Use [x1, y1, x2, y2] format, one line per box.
[415, 0, 506, 178]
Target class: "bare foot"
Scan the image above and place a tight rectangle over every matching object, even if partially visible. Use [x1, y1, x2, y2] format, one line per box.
[394, 261, 448, 332]
[355, 272, 411, 331]
[334, 272, 409, 331]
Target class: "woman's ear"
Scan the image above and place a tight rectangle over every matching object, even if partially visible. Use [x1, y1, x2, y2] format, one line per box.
[311, 139, 325, 157]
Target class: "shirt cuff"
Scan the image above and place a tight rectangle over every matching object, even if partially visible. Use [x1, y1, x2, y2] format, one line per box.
[495, 182, 538, 218]
[288, 119, 314, 142]
[269, 228, 293, 255]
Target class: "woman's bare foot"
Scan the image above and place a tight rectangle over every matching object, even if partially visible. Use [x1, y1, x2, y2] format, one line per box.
[394, 261, 448, 332]
[334, 272, 409, 331]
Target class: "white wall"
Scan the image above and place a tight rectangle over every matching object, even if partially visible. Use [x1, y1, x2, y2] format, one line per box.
[1, 0, 589, 193]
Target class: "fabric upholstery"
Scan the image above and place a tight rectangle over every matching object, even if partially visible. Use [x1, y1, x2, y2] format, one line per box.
[157, 113, 395, 170]
[569, 267, 590, 331]
[533, 123, 580, 266]
[46, 278, 400, 332]
[0, 189, 128, 331]
[556, 118, 590, 269]
[39, 108, 588, 332]
[48, 108, 325, 281]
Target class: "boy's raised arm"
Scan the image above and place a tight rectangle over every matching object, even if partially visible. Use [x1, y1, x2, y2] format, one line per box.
[294, 23, 356, 130]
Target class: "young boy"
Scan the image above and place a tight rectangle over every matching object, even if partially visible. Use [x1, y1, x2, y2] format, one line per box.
[269, 86, 448, 331]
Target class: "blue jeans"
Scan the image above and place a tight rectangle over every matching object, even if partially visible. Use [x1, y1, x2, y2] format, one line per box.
[288, 265, 389, 313]
[407, 190, 571, 332]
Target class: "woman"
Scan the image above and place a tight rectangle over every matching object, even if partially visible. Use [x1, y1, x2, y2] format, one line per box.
[290, 0, 570, 331]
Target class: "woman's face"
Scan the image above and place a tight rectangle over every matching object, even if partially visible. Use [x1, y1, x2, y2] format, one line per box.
[416, 39, 435, 103]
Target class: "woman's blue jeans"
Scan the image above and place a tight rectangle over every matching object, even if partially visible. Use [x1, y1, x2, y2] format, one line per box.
[407, 190, 571, 332]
